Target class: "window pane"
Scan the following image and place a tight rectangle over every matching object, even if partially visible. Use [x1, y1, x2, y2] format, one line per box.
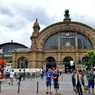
[60, 31, 75, 48]
[78, 33, 92, 49]
[43, 33, 58, 49]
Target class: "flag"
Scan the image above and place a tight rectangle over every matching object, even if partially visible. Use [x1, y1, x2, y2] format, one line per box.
[65, 33, 70, 37]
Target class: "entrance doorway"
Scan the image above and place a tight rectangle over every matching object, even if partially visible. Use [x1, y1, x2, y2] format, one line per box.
[45, 57, 56, 71]
[18, 57, 28, 68]
[63, 56, 75, 73]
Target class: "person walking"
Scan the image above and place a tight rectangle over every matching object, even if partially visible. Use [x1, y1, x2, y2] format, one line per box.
[46, 68, 53, 94]
[17, 69, 22, 85]
[71, 70, 77, 93]
[9, 70, 14, 85]
[52, 70, 61, 95]
[75, 70, 83, 95]
[86, 70, 95, 94]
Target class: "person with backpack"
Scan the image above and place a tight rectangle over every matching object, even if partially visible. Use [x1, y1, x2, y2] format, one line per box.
[86, 70, 95, 94]
[17, 69, 22, 85]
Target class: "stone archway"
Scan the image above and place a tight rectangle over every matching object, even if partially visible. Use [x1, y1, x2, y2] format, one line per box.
[63, 56, 75, 73]
[45, 57, 56, 70]
[18, 57, 28, 68]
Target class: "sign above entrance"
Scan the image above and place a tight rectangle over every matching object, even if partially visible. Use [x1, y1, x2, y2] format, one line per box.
[65, 33, 70, 37]
[70, 61, 74, 66]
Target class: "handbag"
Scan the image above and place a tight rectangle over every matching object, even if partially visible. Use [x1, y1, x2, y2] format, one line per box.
[84, 83, 88, 91]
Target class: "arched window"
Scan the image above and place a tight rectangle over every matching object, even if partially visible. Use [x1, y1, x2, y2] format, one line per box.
[43, 31, 92, 49]
[78, 34, 92, 49]
[43, 33, 58, 49]
[18, 57, 28, 68]
[63, 56, 73, 62]
[45, 57, 56, 70]
[45, 57, 56, 63]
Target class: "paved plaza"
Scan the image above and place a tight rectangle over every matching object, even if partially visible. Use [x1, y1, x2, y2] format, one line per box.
[0, 74, 92, 95]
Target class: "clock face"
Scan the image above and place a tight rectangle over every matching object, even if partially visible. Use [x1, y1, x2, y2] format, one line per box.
[66, 42, 70, 46]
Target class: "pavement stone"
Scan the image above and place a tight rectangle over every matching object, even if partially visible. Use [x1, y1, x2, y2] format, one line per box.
[0, 74, 94, 95]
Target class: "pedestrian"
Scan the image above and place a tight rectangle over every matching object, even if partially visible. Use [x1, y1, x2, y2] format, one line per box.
[14, 72, 17, 80]
[75, 70, 83, 95]
[9, 70, 14, 85]
[71, 70, 77, 93]
[17, 69, 22, 85]
[80, 70, 85, 87]
[86, 70, 95, 94]
[52, 70, 61, 95]
[59, 68, 62, 75]
[41, 68, 44, 80]
[46, 68, 53, 94]
[5, 69, 10, 80]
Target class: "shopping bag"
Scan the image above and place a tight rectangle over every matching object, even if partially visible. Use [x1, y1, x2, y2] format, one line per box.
[84, 83, 88, 91]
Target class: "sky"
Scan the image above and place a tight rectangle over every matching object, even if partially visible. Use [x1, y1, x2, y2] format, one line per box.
[0, 0, 95, 48]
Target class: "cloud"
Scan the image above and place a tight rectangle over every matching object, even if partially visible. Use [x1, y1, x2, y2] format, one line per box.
[0, 6, 14, 17]
[0, 0, 95, 48]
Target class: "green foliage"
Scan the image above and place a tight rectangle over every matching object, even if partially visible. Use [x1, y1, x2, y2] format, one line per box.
[84, 50, 95, 66]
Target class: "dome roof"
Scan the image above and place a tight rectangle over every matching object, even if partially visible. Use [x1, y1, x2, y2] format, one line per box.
[0, 42, 28, 55]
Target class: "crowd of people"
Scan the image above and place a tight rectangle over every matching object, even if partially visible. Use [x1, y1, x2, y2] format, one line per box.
[43, 67, 95, 95]
[5, 69, 23, 85]
[72, 69, 95, 95]
[4, 67, 95, 95]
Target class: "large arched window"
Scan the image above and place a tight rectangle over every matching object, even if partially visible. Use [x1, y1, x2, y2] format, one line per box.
[78, 34, 92, 49]
[43, 31, 92, 49]
[43, 33, 58, 49]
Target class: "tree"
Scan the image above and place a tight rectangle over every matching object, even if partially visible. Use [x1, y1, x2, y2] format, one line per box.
[84, 50, 95, 68]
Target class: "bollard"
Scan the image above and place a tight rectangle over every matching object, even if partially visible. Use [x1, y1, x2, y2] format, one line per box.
[0, 81, 1, 92]
[36, 81, 38, 93]
[17, 82, 20, 93]
[61, 74, 63, 81]
[31, 75, 32, 81]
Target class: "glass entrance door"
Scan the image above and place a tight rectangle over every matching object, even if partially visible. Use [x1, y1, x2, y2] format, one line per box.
[45, 57, 56, 71]
[63, 56, 74, 73]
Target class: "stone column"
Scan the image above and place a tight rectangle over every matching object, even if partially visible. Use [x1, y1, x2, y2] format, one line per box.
[36, 52, 44, 68]
[12, 52, 17, 68]
[75, 32, 78, 50]
[58, 32, 60, 50]
[29, 51, 37, 68]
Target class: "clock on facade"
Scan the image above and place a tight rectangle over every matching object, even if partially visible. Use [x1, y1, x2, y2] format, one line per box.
[66, 41, 70, 47]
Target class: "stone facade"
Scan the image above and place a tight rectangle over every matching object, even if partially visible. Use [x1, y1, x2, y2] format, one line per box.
[10, 15, 95, 72]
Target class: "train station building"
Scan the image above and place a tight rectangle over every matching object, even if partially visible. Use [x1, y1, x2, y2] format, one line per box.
[1, 10, 95, 72]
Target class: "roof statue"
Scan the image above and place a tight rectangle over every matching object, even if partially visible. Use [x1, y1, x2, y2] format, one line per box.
[64, 9, 70, 18]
